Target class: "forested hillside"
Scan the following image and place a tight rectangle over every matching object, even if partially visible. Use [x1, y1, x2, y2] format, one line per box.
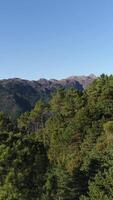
[0, 74, 113, 199]
[0, 75, 95, 119]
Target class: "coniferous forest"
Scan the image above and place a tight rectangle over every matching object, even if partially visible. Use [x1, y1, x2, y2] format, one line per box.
[1, 74, 113, 200]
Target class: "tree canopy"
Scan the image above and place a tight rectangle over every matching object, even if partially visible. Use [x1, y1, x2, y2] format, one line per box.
[0, 75, 113, 199]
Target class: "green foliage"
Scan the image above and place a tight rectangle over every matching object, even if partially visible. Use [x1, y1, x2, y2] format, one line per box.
[1, 75, 113, 199]
[0, 131, 48, 200]
[0, 112, 13, 132]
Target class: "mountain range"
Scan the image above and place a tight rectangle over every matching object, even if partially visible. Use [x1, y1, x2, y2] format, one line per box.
[0, 74, 96, 119]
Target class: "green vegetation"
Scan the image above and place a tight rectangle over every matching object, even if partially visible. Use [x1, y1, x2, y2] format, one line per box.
[0, 74, 113, 199]
[0, 75, 95, 120]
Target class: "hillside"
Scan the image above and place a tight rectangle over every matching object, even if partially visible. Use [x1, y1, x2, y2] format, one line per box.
[0, 74, 96, 119]
[1, 74, 113, 200]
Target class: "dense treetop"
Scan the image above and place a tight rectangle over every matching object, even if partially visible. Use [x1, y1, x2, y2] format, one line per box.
[0, 75, 113, 199]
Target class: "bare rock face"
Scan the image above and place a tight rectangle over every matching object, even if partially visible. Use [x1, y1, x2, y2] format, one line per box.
[66, 74, 96, 88]
[0, 75, 96, 119]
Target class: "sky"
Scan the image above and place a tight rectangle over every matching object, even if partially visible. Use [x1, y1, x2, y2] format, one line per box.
[0, 0, 113, 80]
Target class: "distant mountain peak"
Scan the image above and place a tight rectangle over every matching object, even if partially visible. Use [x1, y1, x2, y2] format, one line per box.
[0, 75, 96, 119]
[65, 74, 96, 88]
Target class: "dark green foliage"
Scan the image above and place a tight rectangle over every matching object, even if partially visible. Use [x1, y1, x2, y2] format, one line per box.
[0, 131, 48, 200]
[1, 75, 113, 199]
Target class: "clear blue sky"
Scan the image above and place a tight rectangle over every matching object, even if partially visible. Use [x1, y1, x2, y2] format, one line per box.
[0, 0, 113, 80]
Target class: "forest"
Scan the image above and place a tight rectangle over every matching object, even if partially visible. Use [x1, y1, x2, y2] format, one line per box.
[0, 74, 113, 200]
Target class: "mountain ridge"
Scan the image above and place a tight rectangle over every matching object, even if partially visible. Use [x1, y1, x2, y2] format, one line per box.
[0, 74, 96, 119]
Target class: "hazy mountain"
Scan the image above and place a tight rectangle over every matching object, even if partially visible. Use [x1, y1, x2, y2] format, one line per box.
[0, 74, 96, 119]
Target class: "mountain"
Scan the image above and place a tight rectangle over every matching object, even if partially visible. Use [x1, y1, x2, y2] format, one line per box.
[66, 74, 96, 88]
[0, 74, 96, 119]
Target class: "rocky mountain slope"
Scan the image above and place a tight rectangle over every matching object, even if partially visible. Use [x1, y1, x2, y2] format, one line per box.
[0, 74, 96, 119]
